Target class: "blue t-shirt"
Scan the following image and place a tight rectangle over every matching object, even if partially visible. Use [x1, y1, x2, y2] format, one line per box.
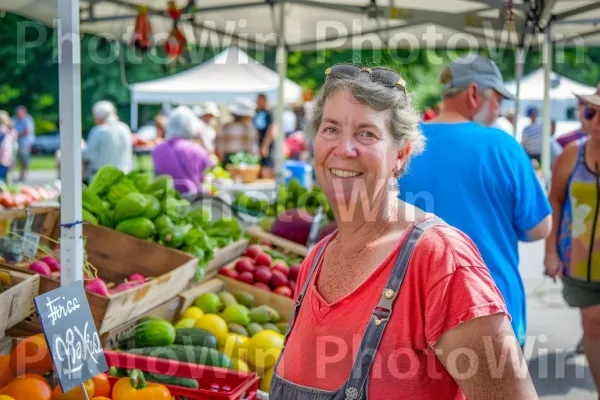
[398, 122, 551, 345]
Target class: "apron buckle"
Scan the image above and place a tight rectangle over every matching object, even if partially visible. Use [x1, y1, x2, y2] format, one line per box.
[345, 386, 359, 399]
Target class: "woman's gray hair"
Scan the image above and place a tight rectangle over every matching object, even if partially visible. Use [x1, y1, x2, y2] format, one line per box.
[92, 100, 118, 123]
[308, 70, 425, 177]
[166, 106, 201, 139]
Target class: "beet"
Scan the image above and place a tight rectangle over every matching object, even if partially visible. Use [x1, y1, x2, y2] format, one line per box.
[270, 209, 314, 245]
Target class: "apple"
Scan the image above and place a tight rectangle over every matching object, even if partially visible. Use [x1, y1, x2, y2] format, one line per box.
[255, 253, 273, 267]
[289, 265, 301, 281]
[219, 267, 238, 279]
[288, 280, 297, 293]
[244, 245, 262, 259]
[274, 285, 293, 298]
[271, 264, 289, 277]
[235, 259, 255, 274]
[236, 271, 254, 284]
[254, 266, 273, 284]
[270, 271, 289, 289]
[253, 282, 271, 291]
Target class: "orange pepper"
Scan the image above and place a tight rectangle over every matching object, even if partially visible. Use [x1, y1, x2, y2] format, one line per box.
[91, 373, 110, 398]
[0, 356, 15, 389]
[112, 369, 170, 400]
[91, 398, 111, 400]
[52, 379, 94, 400]
[0, 375, 52, 400]
[9, 334, 53, 376]
[0, 395, 16, 400]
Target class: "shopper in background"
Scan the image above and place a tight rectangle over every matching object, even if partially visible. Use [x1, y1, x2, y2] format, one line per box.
[398, 55, 552, 349]
[152, 106, 213, 196]
[82, 101, 133, 182]
[154, 113, 168, 142]
[545, 88, 600, 396]
[12, 105, 34, 182]
[0, 111, 17, 182]
[254, 93, 276, 178]
[193, 102, 220, 154]
[521, 106, 543, 164]
[271, 63, 538, 399]
[215, 97, 258, 165]
[557, 85, 600, 148]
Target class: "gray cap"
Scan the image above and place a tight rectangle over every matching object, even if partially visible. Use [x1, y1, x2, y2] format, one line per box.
[442, 55, 515, 100]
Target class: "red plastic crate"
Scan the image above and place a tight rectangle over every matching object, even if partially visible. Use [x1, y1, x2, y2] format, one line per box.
[104, 350, 259, 400]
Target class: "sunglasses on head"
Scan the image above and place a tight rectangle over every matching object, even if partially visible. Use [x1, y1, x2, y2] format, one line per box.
[583, 107, 599, 121]
[325, 64, 406, 92]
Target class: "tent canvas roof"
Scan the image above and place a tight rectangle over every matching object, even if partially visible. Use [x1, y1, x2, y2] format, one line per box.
[505, 68, 596, 100]
[3, 0, 600, 50]
[130, 47, 303, 105]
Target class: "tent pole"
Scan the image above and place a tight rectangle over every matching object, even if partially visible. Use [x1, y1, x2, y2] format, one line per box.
[58, 0, 84, 285]
[130, 101, 138, 131]
[541, 25, 552, 190]
[513, 47, 525, 138]
[274, 2, 287, 186]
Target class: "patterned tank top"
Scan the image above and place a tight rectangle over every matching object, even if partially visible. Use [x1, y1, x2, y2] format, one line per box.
[558, 137, 600, 282]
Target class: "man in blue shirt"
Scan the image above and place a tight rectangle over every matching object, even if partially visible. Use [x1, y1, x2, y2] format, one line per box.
[398, 55, 552, 347]
[12, 105, 35, 182]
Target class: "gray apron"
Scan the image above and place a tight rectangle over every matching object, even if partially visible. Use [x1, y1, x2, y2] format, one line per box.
[269, 218, 444, 400]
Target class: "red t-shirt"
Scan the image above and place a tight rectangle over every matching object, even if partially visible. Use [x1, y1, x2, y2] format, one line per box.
[276, 224, 509, 399]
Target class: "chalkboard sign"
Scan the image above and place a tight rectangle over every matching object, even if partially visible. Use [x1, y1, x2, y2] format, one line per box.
[34, 280, 108, 393]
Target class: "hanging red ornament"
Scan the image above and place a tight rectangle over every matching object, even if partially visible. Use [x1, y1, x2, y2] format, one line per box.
[132, 5, 153, 52]
[163, 0, 187, 61]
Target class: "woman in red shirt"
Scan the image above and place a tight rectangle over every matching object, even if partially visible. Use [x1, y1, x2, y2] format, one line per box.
[269, 64, 538, 399]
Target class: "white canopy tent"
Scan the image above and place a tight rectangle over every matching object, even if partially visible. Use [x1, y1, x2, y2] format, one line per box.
[504, 68, 596, 120]
[130, 47, 304, 130]
[3, 0, 600, 287]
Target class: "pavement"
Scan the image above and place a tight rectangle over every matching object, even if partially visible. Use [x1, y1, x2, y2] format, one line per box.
[19, 170, 600, 399]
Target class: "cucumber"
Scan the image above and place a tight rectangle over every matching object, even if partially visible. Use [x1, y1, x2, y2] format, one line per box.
[138, 315, 165, 323]
[126, 345, 233, 369]
[173, 328, 217, 348]
[141, 372, 199, 389]
[117, 320, 176, 350]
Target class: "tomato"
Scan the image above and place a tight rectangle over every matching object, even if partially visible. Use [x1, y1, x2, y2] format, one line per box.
[0, 376, 52, 400]
[52, 379, 94, 400]
[91, 374, 110, 398]
[9, 334, 53, 375]
[8, 374, 47, 385]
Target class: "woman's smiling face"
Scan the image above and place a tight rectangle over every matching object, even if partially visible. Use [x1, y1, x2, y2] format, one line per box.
[314, 89, 404, 213]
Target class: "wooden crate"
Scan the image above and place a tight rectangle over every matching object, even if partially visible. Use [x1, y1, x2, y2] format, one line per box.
[245, 226, 308, 257]
[0, 268, 40, 338]
[204, 238, 249, 279]
[4, 223, 198, 336]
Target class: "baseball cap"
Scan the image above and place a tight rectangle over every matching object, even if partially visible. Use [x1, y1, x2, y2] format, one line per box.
[574, 83, 600, 107]
[441, 55, 515, 100]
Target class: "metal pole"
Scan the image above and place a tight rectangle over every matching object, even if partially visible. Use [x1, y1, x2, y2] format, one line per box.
[130, 101, 138, 131]
[541, 26, 552, 190]
[58, 0, 84, 285]
[274, 3, 287, 186]
[513, 47, 525, 138]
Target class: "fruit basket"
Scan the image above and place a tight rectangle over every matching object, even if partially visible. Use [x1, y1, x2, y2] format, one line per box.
[226, 165, 261, 184]
[104, 350, 259, 400]
[0, 268, 40, 337]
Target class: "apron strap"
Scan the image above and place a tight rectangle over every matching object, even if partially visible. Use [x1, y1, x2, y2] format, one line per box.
[342, 217, 445, 400]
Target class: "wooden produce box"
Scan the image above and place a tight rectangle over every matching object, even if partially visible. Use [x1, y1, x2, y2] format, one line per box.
[204, 238, 249, 279]
[0, 268, 40, 338]
[5, 223, 198, 336]
[245, 225, 308, 257]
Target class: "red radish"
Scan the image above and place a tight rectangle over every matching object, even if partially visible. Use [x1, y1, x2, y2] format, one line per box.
[271, 264, 289, 277]
[288, 280, 297, 293]
[29, 261, 52, 277]
[128, 273, 146, 283]
[255, 253, 272, 267]
[254, 266, 273, 284]
[289, 265, 301, 281]
[274, 286, 293, 298]
[244, 245, 262, 259]
[253, 282, 271, 291]
[235, 259, 255, 274]
[219, 268, 238, 279]
[236, 272, 254, 284]
[41, 256, 60, 272]
[113, 282, 138, 292]
[85, 278, 110, 296]
[270, 271, 288, 289]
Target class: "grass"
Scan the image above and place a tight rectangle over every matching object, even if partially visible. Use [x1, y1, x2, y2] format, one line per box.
[29, 154, 155, 172]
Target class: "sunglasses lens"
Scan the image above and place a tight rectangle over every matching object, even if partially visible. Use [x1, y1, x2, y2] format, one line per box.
[330, 64, 360, 78]
[372, 69, 401, 87]
[583, 108, 597, 120]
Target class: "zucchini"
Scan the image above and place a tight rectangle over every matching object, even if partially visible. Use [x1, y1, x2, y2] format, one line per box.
[126, 345, 233, 369]
[117, 320, 176, 350]
[174, 328, 217, 348]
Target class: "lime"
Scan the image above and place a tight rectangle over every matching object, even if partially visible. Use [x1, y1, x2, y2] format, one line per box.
[221, 304, 251, 326]
[194, 293, 223, 314]
[195, 314, 228, 346]
[174, 318, 197, 329]
[181, 306, 204, 321]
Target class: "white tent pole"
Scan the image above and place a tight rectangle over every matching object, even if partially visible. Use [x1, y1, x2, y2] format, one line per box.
[513, 47, 525, 138]
[541, 26, 553, 190]
[274, 3, 287, 186]
[130, 101, 138, 131]
[58, 0, 84, 285]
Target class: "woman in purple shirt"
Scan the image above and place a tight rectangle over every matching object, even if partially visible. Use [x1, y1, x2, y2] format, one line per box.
[152, 106, 214, 196]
